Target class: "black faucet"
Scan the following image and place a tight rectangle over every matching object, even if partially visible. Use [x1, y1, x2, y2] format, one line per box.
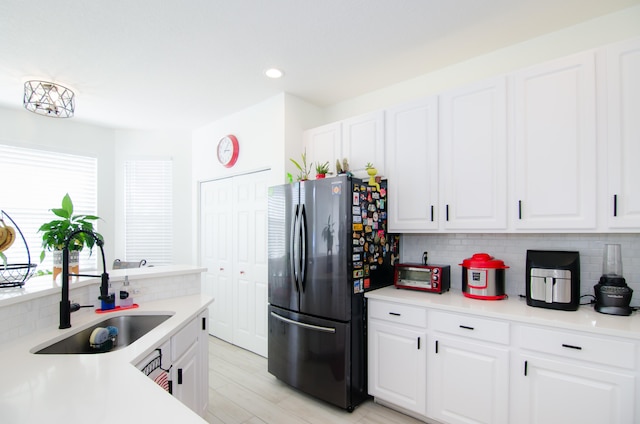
[59, 229, 111, 329]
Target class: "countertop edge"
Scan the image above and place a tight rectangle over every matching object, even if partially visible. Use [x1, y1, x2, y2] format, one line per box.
[365, 286, 640, 340]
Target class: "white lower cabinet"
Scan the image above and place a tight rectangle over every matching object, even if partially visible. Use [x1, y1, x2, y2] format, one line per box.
[171, 309, 209, 417]
[366, 293, 639, 424]
[428, 311, 510, 424]
[368, 300, 427, 417]
[511, 325, 636, 424]
[137, 309, 209, 418]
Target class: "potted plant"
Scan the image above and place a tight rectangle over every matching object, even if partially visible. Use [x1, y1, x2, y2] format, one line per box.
[315, 161, 330, 179]
[39, 193, 102, 280]
[290, 149, 312, 181]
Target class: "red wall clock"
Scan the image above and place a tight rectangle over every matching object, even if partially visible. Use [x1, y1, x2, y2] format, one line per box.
[217, 134, 239, 168]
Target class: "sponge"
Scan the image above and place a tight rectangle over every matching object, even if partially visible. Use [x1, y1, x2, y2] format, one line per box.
[89, 327, 109, 348]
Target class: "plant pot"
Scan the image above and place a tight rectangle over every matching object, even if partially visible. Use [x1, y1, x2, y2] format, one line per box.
[52, 250, 80, 282]
[316, 173, 326, 179]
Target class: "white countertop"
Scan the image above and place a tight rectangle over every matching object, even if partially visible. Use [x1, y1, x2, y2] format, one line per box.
[0, 294, 213, 423]
[0, 265, 206, 307]
[366, 286, 640, 340]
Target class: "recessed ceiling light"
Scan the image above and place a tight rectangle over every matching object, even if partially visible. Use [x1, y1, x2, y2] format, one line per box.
[265, 68, 284, 79]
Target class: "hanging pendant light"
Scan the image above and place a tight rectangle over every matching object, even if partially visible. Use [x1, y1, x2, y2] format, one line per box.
[23, 80, 75, 118]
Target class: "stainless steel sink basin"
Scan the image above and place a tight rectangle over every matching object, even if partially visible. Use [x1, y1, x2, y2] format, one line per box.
[34, 314, 173, 354]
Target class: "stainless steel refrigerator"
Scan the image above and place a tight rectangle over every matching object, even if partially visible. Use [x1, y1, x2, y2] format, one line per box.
[267, 175, 399, 411]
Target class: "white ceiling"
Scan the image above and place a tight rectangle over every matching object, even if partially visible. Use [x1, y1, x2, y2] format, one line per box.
[0, 0, 638, 131]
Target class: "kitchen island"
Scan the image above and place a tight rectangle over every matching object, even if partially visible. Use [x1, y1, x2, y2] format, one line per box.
[0, 265, 212, 423]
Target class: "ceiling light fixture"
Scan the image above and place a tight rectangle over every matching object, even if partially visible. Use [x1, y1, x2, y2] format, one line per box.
[23, 80, 75, 118]
[265, 68, 284, 79]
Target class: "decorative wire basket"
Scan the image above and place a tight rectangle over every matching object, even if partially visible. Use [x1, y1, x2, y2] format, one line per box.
[0, 210, 37, 288]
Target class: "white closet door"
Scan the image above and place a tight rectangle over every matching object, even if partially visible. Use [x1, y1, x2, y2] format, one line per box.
[200, 178, 234, 342]
[232, 171, 269, 357]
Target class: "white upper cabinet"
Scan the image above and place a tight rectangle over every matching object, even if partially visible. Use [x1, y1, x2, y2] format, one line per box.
[512, 51, 598, 230]
[603, 38, 640, 229]
[440, 76, 508, 230]
[303, 122, 341, 175]
[385, 96, 439, 232]
[341, 110, 385, 177]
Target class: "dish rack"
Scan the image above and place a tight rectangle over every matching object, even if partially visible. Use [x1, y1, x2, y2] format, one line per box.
[0, 210, 37, 288]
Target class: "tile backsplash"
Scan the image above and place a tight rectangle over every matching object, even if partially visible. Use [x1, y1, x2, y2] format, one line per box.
[401, 233, 640, 306]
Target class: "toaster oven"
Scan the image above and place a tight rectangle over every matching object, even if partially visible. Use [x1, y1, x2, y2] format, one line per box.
[394, 263, 450, 293]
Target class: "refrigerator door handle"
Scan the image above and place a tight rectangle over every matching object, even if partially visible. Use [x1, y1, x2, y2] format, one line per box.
[300, 205, 307, 292]
[270, 311, 336, 333]
[291, 204, 300, 292]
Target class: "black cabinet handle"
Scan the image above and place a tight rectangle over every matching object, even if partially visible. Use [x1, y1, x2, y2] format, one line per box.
[417, 337, 421, 350]
[562, 343, 582, 350]
[178, 368, 183, 384]
[202, 316, 207, 330]
[459, 325, 474, 331]
[524, 360, 528, 376]
[435, 340, 439, 354]
[613, 194, 618, 217]
[518, 200, 522, 219]
[389, 312, 401, 316]
[430, 205, 434, 222]
[446, 205, 449, 221]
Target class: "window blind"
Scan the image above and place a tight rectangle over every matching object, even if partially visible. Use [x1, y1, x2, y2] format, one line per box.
[124, 160, 173, 266]
[0, 144, 98, 272]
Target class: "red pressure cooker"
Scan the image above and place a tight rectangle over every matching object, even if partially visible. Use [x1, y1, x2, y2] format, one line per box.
[459, 253, 509, 300]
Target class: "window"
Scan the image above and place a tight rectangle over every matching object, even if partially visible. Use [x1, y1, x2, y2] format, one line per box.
[124, 160, 173, 265]
[0, 144, 98, 272]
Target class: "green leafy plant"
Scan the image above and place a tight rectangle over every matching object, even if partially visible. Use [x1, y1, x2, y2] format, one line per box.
[290, 150, 312, 181]
[315, 161, 330, 175]
[365, 162, 375, 170]
[38, 193, 102, 262]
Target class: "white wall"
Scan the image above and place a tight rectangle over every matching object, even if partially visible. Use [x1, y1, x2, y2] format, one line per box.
[324, 4, 640, 123]
[0, 106, 117, 263]
[0, 106, 194, 267]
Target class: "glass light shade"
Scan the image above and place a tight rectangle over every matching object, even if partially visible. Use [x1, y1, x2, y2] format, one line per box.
[23, 80, 75, 118]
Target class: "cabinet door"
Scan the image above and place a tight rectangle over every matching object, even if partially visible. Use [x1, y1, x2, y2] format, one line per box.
[440, 76, 508, 230]
[303, 122, 341, 175]
[513, 353, 635, 424]
[173, 342, 200, 415]
[232, 172, 268, 357]
[428, 336, 509, 424]
[513, 51, 597, 230]
[368, 320, 427, 416]
[604, 38, 640, 229]
[342, 110, 385, 177]
[200, 178, 233, 342]
[386, 96, 439, 232]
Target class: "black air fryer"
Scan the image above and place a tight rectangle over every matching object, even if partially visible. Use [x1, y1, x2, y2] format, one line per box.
[594, 244, 633, 316]
[526, 250, 580, 311]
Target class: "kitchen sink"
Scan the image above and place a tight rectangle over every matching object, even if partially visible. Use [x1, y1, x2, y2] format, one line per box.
[33, 314, 173, 354]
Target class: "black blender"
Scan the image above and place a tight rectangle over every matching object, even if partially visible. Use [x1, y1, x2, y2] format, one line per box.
[593, 244, 633, 316]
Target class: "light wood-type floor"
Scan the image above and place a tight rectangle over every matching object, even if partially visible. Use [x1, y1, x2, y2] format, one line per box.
[205, 336, 424, 424]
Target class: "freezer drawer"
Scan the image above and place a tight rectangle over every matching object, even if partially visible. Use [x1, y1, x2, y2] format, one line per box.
[268, 305, 354, 410]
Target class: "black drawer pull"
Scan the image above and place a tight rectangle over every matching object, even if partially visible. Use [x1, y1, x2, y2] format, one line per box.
[389, 312, 401, 316]
[562, 343, 582, 350]
[459, 325, 474, 331]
